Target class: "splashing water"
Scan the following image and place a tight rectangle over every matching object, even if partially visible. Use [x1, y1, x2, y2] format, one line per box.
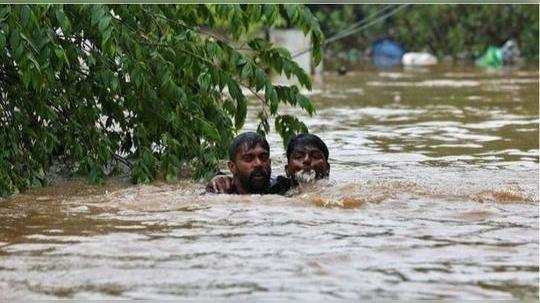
[294, 169, 317, 184]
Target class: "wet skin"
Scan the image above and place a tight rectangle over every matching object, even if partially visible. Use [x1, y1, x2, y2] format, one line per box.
[285, 145, 330, 182]
[227, 144, 271, 194]
[207, 144, 330, 194]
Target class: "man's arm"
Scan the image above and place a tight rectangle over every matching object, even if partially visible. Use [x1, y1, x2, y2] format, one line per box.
[205, 173, 234, 194]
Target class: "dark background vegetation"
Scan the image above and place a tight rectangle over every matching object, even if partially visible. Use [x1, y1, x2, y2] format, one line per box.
[309, 4, 539, 68]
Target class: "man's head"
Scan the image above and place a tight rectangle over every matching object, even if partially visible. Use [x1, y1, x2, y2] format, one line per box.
[285, 133, 330, 184]
[227, 132, 271, 194]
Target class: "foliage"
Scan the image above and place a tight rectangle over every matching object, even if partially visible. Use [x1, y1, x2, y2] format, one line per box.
[0, 4, 323, 196]
[310, 4, 539, 63]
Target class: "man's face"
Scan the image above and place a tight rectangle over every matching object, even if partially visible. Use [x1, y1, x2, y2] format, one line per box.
[229, 143, 271, 194]
[286, 144, 329, 184]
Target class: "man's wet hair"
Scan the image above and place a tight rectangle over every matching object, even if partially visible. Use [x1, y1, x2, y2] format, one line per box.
[286, 133, 329, 161]
[229, 132, 270, 161]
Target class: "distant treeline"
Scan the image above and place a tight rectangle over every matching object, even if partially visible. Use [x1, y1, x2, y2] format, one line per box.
[308, 4, 539, 62]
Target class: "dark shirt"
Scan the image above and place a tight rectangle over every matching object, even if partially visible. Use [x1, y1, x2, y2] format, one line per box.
[210, 172, 293, 195]
[268, 175, 294, 195]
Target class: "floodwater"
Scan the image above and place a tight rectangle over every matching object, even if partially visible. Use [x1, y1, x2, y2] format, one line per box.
[1, 65, 538, 300]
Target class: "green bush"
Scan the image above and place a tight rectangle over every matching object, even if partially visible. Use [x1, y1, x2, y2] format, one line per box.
[0, 4, 323, 196]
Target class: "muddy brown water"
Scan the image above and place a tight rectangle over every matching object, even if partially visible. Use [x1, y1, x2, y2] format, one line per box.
[1, 65, 538, 299]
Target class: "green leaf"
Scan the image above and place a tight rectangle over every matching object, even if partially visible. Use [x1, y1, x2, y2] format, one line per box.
[253, 67, 266, 91]
[9, 29, 20, 50]
[55, 8, 71, 33]
[26, 53, 41, 72]
[0, 6, 11, 22]
[14, 44, 24, 59]
[54, 45, 69, 67]
[296, 94, 315, 115]
[227, 78, 247, 130]
[295, 66, 311, 90]
[197, 117, 220, 141]
[262, 4, 278, 23]
[275, 114, 309, 149]
[21, 5, 31, 26]
[98, 14, 112, 33]
[265, 84, 279, 114]
[235, 95, 247, 130]
[90, 6, 104, 26]
[248, 5, 262, 23]
[0, 31, 5, 50]
[20, 33, 38, 53]
[102, 27, 112, 46]
[197, 72, 212, 91]
[240, 62, 252, 80]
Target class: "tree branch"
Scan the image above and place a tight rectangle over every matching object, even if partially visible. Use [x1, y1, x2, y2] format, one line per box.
[114, 153, 133, 169]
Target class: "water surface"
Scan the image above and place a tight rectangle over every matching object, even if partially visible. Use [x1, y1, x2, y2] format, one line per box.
[1, 65, 538, 299]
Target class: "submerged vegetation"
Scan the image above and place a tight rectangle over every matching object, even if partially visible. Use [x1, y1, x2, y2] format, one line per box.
[0, 4, 323, 196]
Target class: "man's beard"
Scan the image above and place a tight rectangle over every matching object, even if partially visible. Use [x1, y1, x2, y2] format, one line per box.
[238, 168, 271, 194]
[292, 168, 329, 185]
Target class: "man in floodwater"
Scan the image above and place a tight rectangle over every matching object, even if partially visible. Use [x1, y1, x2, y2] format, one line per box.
[207, 132, 272, 194]
[272, 133, 330, 193]
[206, 133, 330, 195]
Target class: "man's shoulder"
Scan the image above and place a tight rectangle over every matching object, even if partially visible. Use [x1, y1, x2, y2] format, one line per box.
[269, 175, 293, 195]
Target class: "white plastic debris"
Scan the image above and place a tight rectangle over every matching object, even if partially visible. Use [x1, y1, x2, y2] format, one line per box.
[402, 52, 438, 66]
[501, 39, 521, 64]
